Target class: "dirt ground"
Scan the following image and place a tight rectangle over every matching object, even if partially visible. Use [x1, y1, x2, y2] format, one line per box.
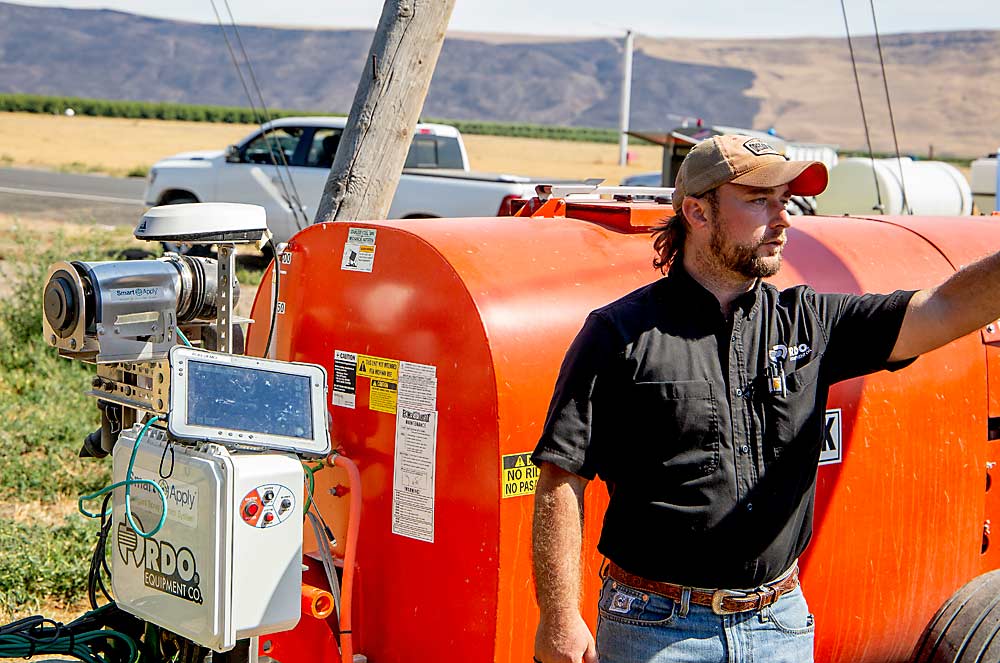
[0, 112, 663, 183]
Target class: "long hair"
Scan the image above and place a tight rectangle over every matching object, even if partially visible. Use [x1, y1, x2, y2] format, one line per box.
[651, 212, 687, 274]
[651, 189, 718, 274]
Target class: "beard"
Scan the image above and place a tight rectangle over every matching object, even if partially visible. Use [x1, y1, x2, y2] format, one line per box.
[708, 216, 784, 279]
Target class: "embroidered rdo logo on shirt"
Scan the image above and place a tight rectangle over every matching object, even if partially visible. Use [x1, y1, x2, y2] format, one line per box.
[769, 343, 812, 362]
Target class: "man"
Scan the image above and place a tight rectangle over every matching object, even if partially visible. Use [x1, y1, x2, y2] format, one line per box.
[530, 134, 1000, 663]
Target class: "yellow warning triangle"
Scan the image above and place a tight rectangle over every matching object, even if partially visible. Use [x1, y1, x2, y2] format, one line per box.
[359, 361, 367, 372]
[514, 456, 525, 468]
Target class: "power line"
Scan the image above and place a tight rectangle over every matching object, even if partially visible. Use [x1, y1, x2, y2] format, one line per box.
[869, 0, 911, 214]
[840, 0, 884, 212]
[208, 0, 309, 229]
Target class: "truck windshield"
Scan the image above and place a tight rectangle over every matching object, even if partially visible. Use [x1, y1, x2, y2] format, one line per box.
[405, 135, 464, 169]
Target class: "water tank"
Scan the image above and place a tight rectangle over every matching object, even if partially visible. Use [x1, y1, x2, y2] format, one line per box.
[970, 154, 998, 213]
[816, 157, 972, 216]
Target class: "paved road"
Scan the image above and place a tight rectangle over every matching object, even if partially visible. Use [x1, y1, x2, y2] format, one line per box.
[0, 166, 147, 226]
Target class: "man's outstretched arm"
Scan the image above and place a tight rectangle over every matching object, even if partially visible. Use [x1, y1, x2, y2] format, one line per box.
[532, 462, 597, 663]
[891, 251, 1000, 362]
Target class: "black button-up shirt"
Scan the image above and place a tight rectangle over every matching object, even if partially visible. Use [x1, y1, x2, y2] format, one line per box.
[532, 267, 916, 589]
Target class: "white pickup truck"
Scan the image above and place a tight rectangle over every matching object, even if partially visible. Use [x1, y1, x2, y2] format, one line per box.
[143, 116, 538, 244]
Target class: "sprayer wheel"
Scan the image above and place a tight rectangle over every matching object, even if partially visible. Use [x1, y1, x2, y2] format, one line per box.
[911, 570, 1000, 663]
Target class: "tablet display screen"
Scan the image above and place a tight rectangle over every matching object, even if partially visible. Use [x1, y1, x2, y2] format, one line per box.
[187, 360, 314, 440]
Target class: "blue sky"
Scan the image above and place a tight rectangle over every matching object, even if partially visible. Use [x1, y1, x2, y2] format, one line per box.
[13, 0, 1000, 38]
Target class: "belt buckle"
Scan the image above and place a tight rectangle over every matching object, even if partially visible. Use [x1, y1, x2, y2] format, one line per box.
[710, 589, 745, 615]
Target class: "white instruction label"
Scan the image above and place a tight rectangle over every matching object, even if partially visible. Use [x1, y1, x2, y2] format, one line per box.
[332, 350, 357, 409]
[392, 406, 438, 543]
[347, 228, 377, 244]
[398, 361, 437, 411]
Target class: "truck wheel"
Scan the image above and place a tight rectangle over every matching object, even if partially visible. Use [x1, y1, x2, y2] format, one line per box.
[159, 195, 213, 257]
[911, 570, 1000, 663]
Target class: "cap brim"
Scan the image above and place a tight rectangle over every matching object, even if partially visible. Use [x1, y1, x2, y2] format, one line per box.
[730, 161, 828, 196]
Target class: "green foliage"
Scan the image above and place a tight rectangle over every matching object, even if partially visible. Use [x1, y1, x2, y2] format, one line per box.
[0, 226, 146, 615]
[0, 92, 632, 144]
[0, 92, 327, 125]
[0, 517, 94, 615]
[0, 228, 135, 503]
[126, 165, 150, 178]
[236, 264, 265, 288]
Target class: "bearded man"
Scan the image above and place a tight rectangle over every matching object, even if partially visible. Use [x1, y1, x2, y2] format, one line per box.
[530, 134, 1000, 663]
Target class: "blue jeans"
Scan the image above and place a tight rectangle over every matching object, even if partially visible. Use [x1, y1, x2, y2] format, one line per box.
[596, 575, 815, 663]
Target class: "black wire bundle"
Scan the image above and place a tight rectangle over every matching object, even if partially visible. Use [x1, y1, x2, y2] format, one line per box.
[88, 492, 116, 608]
[0, 604, 139, 663]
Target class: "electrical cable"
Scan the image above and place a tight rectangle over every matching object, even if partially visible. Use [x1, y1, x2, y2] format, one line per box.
[869, 0, 911, 214]
[0, 604, 138, 663]
[839, 0, 884, 212]
[222, 0, 309, 229]
[208, 0, 308, 230]
[78, 416, 167, 539]
[87, 492, 115, 608]
[175, 327, 193, 347]
[262, 236, 281, 359]
[306, 509, 343, 632]
[302, 461, 321, 514]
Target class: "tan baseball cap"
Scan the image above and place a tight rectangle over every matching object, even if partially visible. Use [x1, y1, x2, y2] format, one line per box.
[672, 134, 829, 212]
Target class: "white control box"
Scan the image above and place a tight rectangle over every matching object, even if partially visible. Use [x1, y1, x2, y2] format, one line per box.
[111, 424, 303, 651]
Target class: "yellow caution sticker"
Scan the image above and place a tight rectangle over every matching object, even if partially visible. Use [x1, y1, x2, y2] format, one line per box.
[369, 379, 398, 414]
[358, 355, 399, 381]
[501, 452, 539, 499]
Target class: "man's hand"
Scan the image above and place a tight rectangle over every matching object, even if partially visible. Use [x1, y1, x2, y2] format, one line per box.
[534, 610, 597, 663]
[532, 463, 594, 663]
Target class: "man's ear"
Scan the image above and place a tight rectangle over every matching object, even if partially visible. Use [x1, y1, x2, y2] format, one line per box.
[682, 195, 710, 230]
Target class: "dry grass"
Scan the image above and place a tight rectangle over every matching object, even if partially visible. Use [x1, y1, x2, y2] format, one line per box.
[0, 112, 664, 183]
[636, 35, 1000, 158]
[0, 113, 254, 177]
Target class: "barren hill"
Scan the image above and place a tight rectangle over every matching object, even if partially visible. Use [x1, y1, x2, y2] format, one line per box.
[0, 2, 996, 157]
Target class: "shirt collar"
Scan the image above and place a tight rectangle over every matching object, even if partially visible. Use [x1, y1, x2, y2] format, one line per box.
[664, 263, 761, 322]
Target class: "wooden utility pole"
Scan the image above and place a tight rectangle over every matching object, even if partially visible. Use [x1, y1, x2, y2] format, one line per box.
[314, 0, 456, 224]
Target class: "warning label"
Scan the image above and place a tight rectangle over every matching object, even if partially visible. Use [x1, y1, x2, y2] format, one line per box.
[358, 355, 399, 381]
[341, 227, 378, 272]
[347, 228, 377, 245]
[341, 243, 376, 273]
[370, 379, 398, 414]
[333, 350, 357, 409]
[501, 452, 539, 498]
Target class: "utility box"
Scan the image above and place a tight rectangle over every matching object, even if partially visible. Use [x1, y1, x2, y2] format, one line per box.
[111, 425, 304, 651]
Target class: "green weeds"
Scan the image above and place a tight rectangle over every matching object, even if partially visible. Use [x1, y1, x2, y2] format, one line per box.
[0, 518, 93, 616]
[0, 224, 139, 617]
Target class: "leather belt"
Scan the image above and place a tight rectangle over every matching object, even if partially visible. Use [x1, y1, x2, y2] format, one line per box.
[606, 561, 799, 616]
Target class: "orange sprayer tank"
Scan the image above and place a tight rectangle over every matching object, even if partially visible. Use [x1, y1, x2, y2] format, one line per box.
[247, 201, 1000, 663]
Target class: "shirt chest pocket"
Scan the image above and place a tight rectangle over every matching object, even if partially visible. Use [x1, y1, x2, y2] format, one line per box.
[761, 360, 823, 462]
[631, 380, 720, 481]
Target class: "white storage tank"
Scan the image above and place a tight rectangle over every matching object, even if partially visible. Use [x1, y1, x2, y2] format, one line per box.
[815, 157, 972, 216]
[970, 155, 997, 213]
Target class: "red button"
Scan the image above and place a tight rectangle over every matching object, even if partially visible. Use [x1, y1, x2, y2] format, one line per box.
[245, 503, 259, 517]
[264, 513, 275, 523]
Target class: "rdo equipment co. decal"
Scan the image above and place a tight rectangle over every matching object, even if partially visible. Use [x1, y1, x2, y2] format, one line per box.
[117, 517, 203, 604]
